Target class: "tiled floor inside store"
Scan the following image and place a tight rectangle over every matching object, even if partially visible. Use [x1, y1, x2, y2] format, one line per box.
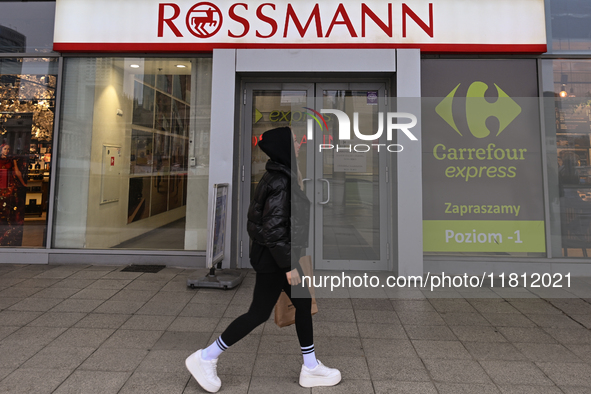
[1, 264, 591, 393]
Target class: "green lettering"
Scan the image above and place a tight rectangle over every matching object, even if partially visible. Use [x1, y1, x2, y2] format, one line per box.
[433, 144, 446, 160]
[486, 166, 497, 177]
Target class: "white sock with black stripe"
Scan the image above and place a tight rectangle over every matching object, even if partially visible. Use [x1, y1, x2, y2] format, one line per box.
[202, 336, 228, 361]
[301, 344, 318, 369]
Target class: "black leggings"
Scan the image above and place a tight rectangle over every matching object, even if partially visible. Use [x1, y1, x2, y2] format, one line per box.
[220, 271, 313, 348]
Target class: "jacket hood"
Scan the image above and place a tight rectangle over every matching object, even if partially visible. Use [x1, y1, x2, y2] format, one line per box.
[257, 126, 296, 171]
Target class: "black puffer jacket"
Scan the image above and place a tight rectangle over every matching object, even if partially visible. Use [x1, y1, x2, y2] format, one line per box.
[247, 127, 310, 273]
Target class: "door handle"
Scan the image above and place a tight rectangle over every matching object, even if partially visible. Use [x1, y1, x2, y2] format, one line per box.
[319, 178, 330, 205]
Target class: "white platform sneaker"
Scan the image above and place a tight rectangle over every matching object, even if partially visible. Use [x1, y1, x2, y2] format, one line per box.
[299, 360, 342, 388]
[185, 349, 221, 393]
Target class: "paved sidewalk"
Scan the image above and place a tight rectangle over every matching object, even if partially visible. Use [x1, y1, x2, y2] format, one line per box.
[0, 264, 591, 393]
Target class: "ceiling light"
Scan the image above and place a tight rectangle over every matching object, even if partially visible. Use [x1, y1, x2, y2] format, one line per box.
[130, 64, 140, 68]
[176, 64, 186, 68]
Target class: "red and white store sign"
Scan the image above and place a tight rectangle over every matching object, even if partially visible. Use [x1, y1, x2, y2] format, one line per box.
[53, 0, 547, 53]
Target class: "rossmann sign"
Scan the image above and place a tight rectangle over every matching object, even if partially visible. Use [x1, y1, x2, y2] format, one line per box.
[53, 0, 546, 53]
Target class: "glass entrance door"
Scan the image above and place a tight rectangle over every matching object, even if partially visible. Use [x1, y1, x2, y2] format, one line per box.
[314, 83, 389, 270]
[242, 82, 389, 271]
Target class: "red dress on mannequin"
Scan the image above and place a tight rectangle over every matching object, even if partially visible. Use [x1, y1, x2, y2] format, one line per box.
[0, 157, 24, 246]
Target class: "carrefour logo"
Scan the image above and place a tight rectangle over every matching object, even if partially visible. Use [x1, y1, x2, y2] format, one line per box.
[435, 82, 521, 138]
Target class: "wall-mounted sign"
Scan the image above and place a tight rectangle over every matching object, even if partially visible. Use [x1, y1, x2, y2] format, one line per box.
[54, 0, 546, 53]
[422, 59, 546, 253]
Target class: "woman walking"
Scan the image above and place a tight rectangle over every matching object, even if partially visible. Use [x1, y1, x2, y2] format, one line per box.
[185, 127, 341, 392]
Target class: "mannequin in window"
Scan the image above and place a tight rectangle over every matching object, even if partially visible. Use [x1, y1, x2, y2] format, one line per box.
[0, 143, 27, 246]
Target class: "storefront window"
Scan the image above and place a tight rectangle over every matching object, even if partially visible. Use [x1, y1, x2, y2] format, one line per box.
[550, 60, 591, 257]
[549, 0, 591, 52]
[0, 57, 57, 247]
[53, 57, 212, 250]
[0, 1, 56, 54]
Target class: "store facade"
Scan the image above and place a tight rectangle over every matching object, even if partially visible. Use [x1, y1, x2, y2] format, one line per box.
[1, 0, 591, 276]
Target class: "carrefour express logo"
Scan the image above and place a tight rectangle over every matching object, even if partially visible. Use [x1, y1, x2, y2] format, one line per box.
[435, 82, 521, 138]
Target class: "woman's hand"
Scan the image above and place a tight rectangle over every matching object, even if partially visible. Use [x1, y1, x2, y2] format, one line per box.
[286, 269, 301, 286]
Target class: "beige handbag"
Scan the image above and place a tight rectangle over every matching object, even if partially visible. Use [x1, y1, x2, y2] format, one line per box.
[274, 255, 318, 327]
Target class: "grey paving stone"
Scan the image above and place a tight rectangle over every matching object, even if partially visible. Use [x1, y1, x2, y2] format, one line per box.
[12, 278, 61, 288]
[184, 373, 249, 394]
[0, 278, 26, 288]
[436, 383, 501, 394]
[313, 308, 356, 323]
[391, 300, 436, 313]
[498, 327, 559, 343]
[351, 298, 394, 311]
[509, 300, 562, 315]
[50, 279, 96, 290]
[497, 384, 565, 393]
[404, 325, 457, 341]
[353, 309, 399, 324]
[69, 288, 119, 300]
[313, 336, 365, 357]
[252, 353, 303, 377]
[422, 359, 492, 384]
[136, 301, 188, 316]
[480, 360, 554, 385]
[120, 314, 175, 331]
[412, 340, 472, 360]
[7, 297, 63, 312]
[462, 342, 528, 361]
[212, 333, 261, 355]
[0, 326, 18, 341]
[101, 271, 143, 280]
[468, 300, 520, 314]
[547, 299, 591, 315]
[513, 342, 582, 362]
[28, 287, 80, 299]
[0, 310, 42, 326]
[1, 326, 66, 348]
[543, 327, 591, 344]
[0, 298, 22, 311]
[559, 386, 591, 394]
[311, 379, 374, 393]
[0, 287, 42, 298]
[247, 376, 309, 394]
[149, 291, 194, 304]
[222, 304, 251, 319]
[396, 311, 446, 326]
[20, 346, 95, 370]
[361, 338, 418, 359]
[216, 352, 257, 376]
[366, 356, 430, 381]
[536, 362, 591, 387]
[50, 299, 104, 313]
[87, 279, 132, 291]
[101, 329, 163, 350]
[526, 313, 584, 328]
[92, 300, 145, 315]
[450, 326, 507, 342]
[135, 349, 192, 374]
[429, 299, 478, 313]
[27, 312, 86, 328]
[0, 343, 45, 368]
[33, 269, 78, 280]
[53, 370, 131, 394]
[79, 347, 148, 372]
[481, 313, 536, 327]
[67, 270, 110, 280]
[109, 289, 158, 303]
[151, 331, 211, 351]
[124, 280, 168, 291]
[179, 302, 227, 318]
[189, 289, 236, 304]
[48, 328, 115, 348]
[0, 368, 71, 394]
[168, 316, 220, 332]
[318, 356, 370, 380]
[440, 312, 491, 326]
[313, 321, 359, 337]
[315, 298, 353, 310]
[570, 314, 591, 329]
[374, 381, 437, 394]
[357, 322, 407, 339]
[564, 344, 591, 363]
[0, 368, 13, 381]
[73, 313, 131, 329]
